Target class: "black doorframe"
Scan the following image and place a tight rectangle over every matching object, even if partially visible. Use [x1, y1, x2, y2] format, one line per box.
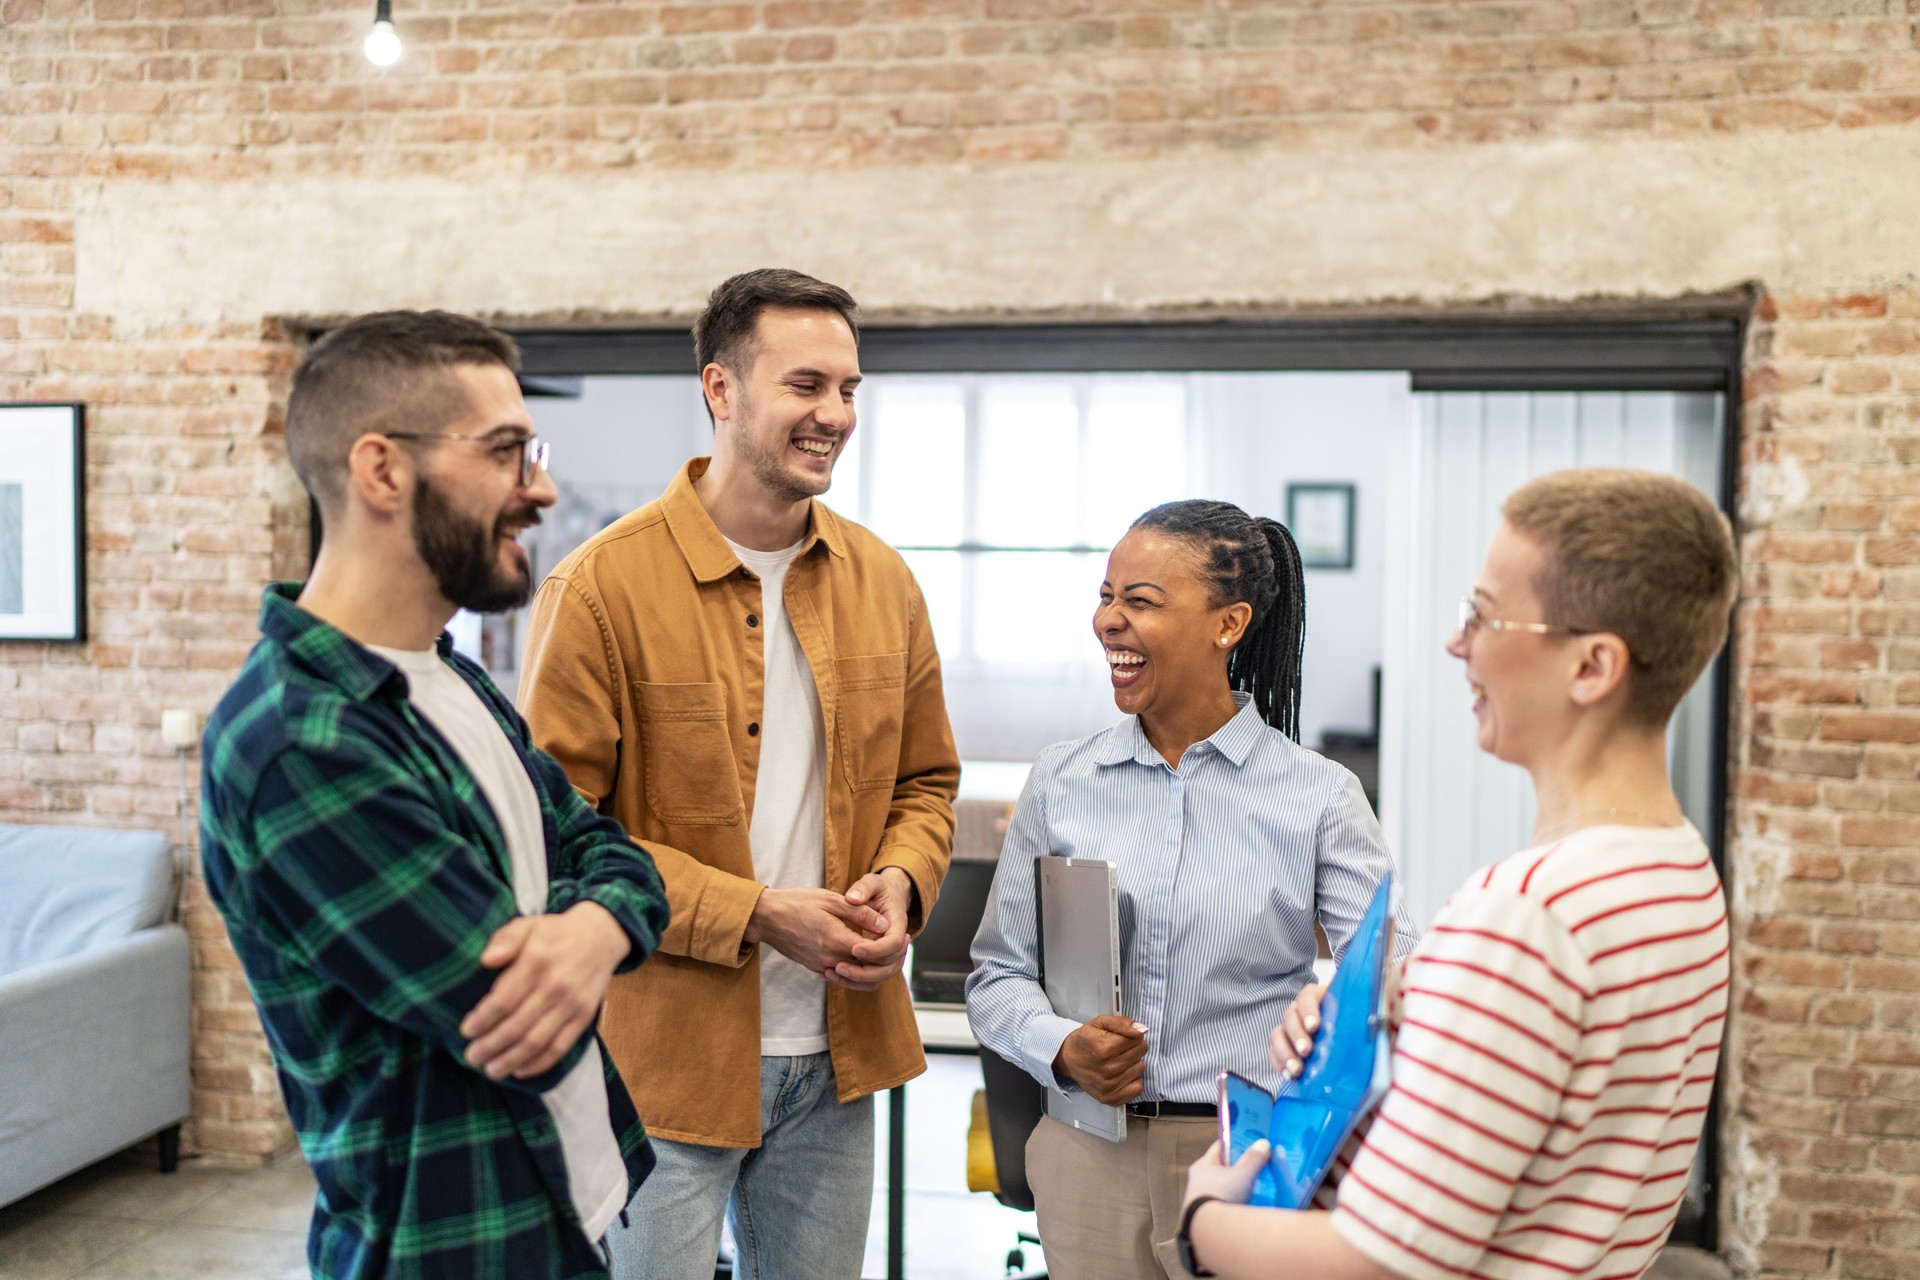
[511, 310, 1748, 1250]
[514, 315, 1742, 388]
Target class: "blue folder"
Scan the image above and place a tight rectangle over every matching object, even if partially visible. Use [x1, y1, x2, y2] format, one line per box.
[1218, 872, 1396, 1209]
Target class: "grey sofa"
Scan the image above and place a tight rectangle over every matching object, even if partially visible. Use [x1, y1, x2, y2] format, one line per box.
[0, 822, 192, 1209]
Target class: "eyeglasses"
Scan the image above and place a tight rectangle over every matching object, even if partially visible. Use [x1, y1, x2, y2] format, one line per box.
[385, 432, 551, 487]
[1457, 595, 1649, 667]
[1456, 595, 1583, 641]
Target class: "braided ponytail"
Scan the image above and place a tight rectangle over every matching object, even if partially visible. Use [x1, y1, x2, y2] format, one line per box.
[1232, 518, 1305, 741]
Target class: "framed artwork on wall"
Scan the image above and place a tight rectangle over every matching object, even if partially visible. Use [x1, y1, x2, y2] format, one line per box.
[1286, 481, 1355, 571]
[0, 404, 85, 641]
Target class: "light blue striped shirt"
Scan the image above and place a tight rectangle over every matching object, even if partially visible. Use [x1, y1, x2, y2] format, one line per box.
[966, 694, 1419, 1104]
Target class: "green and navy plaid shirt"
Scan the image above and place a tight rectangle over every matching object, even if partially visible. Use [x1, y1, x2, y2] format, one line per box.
[201, 584, 669, 1280]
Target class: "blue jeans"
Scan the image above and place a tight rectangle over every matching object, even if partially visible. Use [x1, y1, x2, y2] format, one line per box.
[608, 1053, 875, 1280]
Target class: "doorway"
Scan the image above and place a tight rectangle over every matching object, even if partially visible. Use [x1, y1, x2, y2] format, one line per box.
[501, 312, 1745, 1254]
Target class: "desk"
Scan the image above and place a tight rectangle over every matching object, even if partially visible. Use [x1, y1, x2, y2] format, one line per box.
[882, 1005, 978, 1280]
[913, 1005, 977, 1054]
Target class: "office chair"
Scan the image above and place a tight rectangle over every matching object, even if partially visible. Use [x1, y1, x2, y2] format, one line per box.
[978, 1045, 1048, 1278]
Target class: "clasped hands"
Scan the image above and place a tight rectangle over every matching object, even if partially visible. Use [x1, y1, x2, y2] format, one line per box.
[458, 870, 915, 1081]
[745, 866, 916, 992]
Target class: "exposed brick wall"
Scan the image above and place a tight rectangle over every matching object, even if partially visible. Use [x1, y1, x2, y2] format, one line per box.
[3, 2, 1919, 1275]
[1730, 289, 1920, 1279]
[0, 320, 306, 1159]
[2, 0, 1919, 176]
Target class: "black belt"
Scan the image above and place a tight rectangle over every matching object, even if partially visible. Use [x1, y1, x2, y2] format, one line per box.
[1126, 1101, 1214, 1119]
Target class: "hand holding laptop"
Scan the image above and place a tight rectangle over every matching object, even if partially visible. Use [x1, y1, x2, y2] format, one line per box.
[1054, 1014, 1150, 1105]
[1037, 856, 1130, 1141]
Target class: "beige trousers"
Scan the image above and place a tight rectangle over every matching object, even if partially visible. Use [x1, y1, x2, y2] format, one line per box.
[1025, 1113, 1218, 1280]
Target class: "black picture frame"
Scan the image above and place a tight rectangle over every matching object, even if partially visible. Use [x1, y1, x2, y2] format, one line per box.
[1285, 481, 1355, 571]
[0, 402, 85, 642]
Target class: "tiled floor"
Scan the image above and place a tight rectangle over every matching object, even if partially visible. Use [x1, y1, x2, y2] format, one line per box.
[0, 1057, 1726, 1280]
[0, 1144, 311, 1280]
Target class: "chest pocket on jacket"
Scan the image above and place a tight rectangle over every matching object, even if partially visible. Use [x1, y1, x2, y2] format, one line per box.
[634, 680, 744, 825]
[834, 652, 908, 792]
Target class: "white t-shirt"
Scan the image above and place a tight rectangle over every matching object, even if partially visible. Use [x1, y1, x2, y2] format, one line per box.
[725, 537, 831, 1056]
[369, 645, 629, 1245]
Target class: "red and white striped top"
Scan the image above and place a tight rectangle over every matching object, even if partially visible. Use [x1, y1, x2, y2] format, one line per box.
[1325, 823, 1729, 1280]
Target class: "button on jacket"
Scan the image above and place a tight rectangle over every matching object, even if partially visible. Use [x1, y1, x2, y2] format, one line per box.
[519, 457, 961, 1148]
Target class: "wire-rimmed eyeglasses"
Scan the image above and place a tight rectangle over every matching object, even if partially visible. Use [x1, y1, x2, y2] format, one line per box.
[1456, 595, 1583, 641]
[385, 431, 551, 487]
[1456, 595, 1648, 668]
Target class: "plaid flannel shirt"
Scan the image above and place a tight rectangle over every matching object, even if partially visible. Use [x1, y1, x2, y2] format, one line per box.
[200, 584, 669, 1280]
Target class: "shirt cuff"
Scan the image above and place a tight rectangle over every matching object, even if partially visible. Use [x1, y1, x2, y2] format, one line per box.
[694, 873, 768, 968]
[1021, 1012, 1082, 1091]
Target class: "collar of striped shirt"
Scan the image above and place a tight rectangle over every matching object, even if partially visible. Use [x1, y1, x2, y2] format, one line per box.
[1094, 690, 1268, 769]
[965, 685, 1413, 1109]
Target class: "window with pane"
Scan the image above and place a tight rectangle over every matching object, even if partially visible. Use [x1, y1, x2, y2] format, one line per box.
[833, 374, 1194, 671]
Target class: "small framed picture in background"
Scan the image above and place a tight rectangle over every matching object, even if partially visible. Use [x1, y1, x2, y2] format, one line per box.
[0, 403, 85, 642]
[1285, 481, 1355, 571]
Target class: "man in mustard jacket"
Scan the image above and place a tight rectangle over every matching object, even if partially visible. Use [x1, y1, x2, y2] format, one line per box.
[519, 268, 959, 1280]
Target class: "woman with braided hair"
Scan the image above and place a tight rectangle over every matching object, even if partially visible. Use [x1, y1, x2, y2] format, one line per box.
[967, 498, 1418, 1280]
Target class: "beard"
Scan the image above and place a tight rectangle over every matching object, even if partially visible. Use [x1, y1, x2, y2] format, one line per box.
[410, 473, 541, 613]
[748, 443, 823, 504]
[735, 389, 835, 504]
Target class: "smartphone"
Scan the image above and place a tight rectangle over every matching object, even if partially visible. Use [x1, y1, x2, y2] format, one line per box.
[1215, 1070, 1276, 1164]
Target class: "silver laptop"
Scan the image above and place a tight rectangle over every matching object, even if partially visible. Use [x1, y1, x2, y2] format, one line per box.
[1037, 856, 1126, 1144]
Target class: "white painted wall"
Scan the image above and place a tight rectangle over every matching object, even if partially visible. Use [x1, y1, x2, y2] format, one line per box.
[1198, 372, 1406, 751]
[525, 373, 712, 554]
[78, 129, 1920, 329]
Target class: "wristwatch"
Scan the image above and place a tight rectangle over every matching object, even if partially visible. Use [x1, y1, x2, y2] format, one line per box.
[1175, 1194, 1219, 1277]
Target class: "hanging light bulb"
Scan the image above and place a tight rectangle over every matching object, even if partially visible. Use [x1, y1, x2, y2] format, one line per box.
[364, 0, 401, 66]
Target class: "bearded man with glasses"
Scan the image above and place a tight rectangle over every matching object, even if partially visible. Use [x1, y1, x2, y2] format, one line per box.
[200, 310, 668, 1280]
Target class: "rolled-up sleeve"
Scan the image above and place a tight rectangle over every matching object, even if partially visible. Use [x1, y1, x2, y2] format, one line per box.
[965, 751, 1081, 1090]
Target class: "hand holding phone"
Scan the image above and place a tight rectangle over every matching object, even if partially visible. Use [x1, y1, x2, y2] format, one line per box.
[1215, 1070, 1283, 1202]
[1217, 1071, 1274, 1161]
